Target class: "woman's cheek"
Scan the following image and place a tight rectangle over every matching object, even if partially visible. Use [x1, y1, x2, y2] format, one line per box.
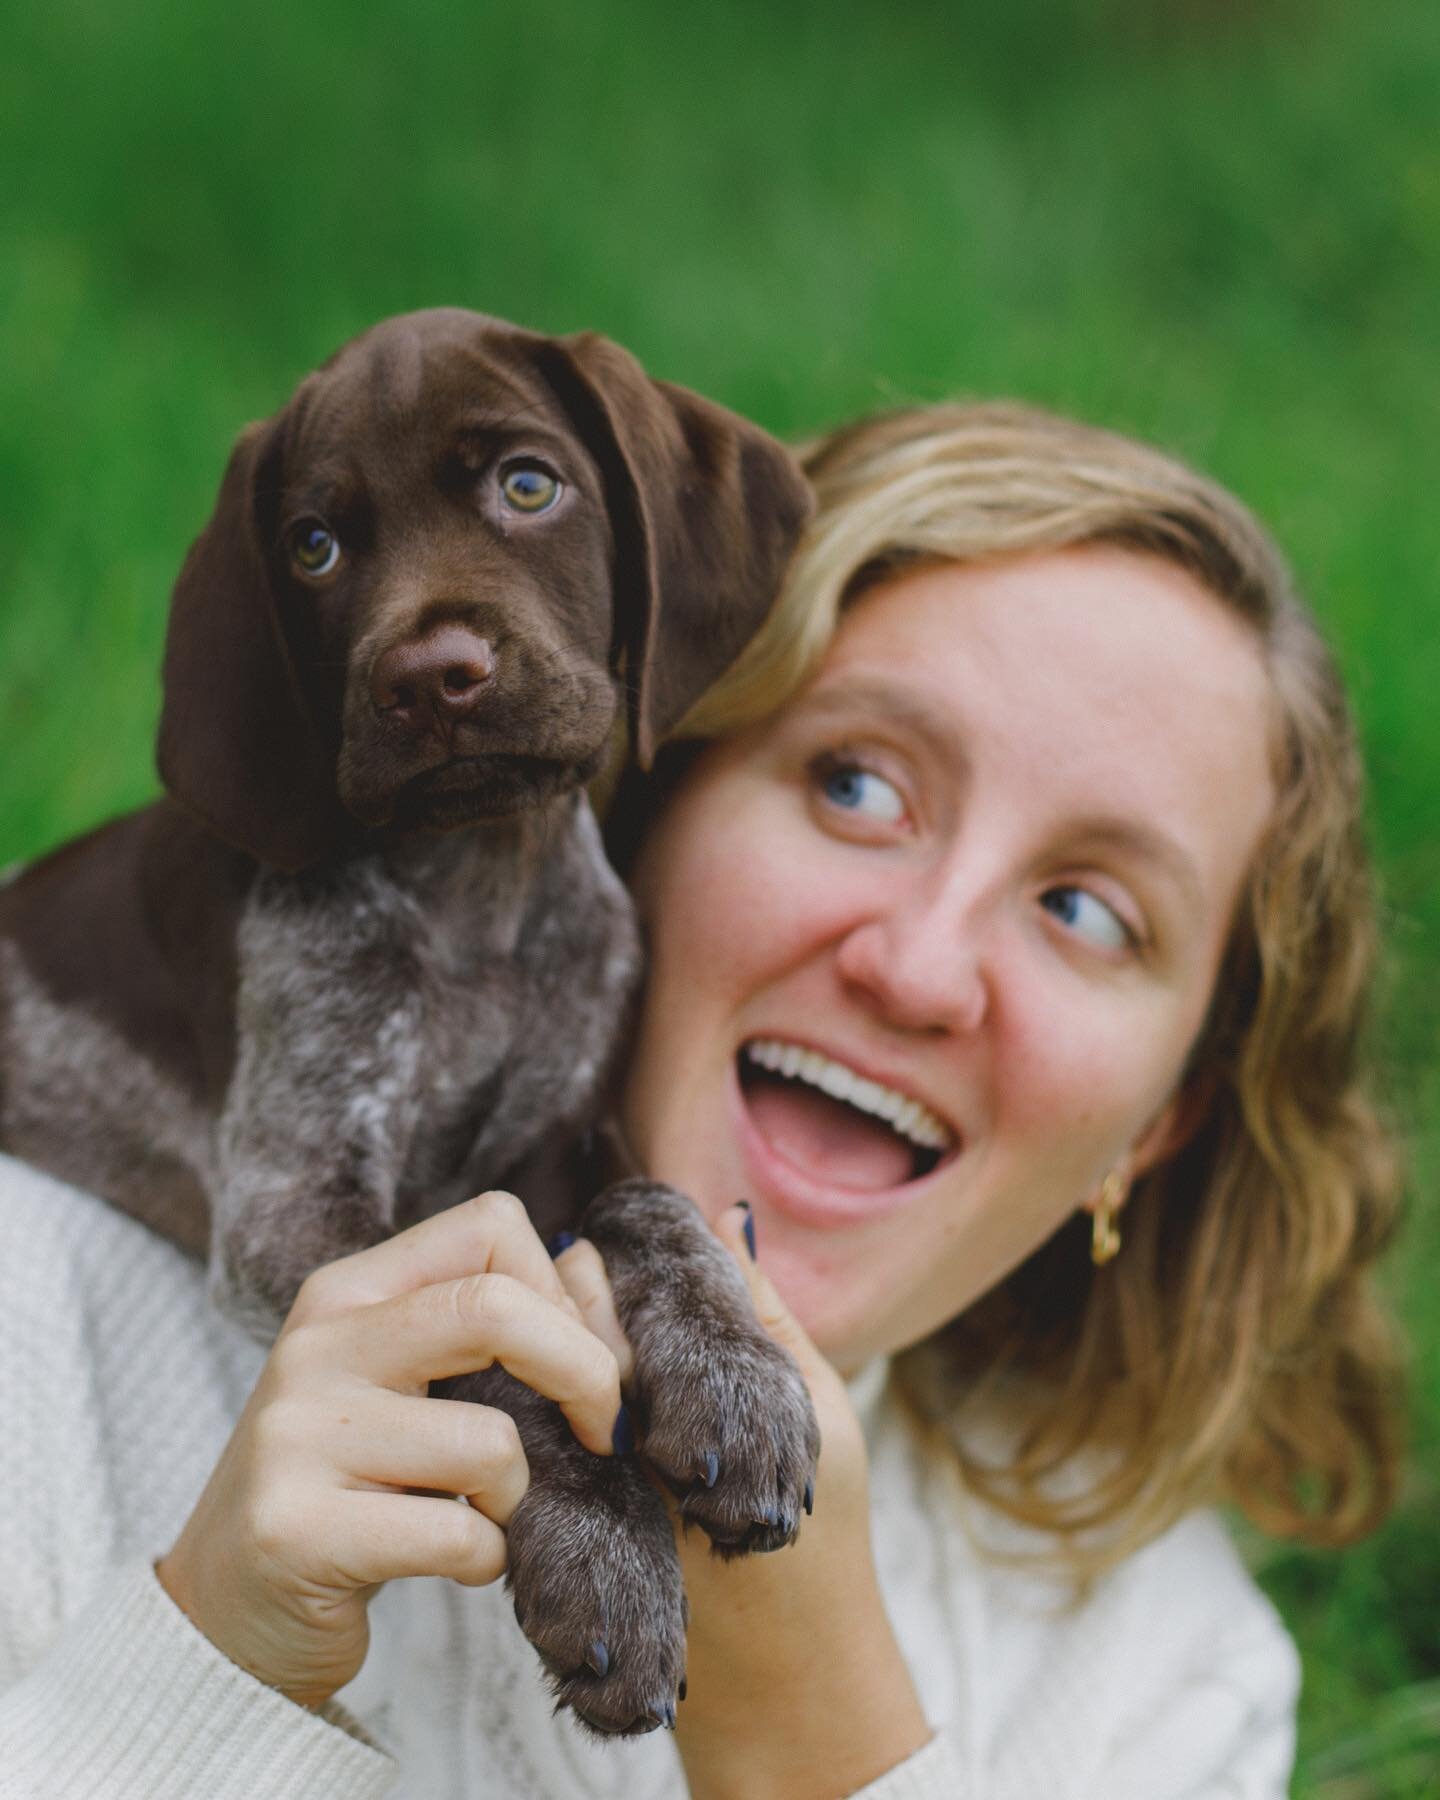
[1003, 1009, 1185, 1190]
[668, 816, 842, 973]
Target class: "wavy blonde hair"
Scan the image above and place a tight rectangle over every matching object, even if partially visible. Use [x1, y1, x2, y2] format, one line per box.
[664, 401, 1405, 1574]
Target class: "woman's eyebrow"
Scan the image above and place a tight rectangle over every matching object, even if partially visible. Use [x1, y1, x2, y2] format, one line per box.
[798, 677, 968, 756]
[1069, 818, 1206, 917]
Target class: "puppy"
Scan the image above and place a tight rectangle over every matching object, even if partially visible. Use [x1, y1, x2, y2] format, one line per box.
[0, 309, 820, 1734]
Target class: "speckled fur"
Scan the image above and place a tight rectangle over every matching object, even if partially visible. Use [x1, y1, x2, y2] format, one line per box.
[210, 798, 640, 1335]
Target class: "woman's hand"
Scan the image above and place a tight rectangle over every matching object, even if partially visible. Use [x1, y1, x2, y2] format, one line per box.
[157, 1191, 621, 1710]
[559, 1204, 931, 1800]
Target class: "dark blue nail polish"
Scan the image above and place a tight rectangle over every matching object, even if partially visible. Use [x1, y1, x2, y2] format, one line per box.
[547, 1229, 577, 1258]
[736, 1200, 757, 1260]
[612, 1403, 635, 1456]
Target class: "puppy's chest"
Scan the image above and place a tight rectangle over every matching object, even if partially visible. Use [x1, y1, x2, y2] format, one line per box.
[233, 812, 641, 1189]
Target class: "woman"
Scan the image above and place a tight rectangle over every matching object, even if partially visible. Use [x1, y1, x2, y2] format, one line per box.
[0, 403, 1401, 1797]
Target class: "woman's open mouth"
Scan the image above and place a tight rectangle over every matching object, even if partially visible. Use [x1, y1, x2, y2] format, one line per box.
[736, 1037, 959, 1195]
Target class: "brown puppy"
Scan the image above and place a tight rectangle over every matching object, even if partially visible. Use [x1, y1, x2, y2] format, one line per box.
[0, 309, 820, 1735]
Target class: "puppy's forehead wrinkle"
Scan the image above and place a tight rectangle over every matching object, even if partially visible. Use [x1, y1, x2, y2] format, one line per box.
[288, 466, 363, 521]
[455, 355, 549, 414]
[456, 391, 550, 429]
[449, 401, 571, 473]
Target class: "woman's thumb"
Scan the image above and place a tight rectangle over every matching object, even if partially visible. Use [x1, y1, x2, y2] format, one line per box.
[714, 1201, 823, 1375]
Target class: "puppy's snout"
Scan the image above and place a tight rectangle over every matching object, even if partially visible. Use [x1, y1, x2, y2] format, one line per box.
[370, 626, 496, 720]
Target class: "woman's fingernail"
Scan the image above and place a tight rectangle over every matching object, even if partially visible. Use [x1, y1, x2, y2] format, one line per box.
[547, 1230, 577, 1258]
[736, 1200, 757, 1261]
[612, 1403, 635, 1455]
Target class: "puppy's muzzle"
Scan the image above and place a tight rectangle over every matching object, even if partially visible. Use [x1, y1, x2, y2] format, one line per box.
[349, 616, 608, 828]
[370, 624, 496, 728]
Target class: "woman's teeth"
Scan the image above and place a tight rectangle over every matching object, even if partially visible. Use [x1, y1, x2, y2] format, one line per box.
[743, 1039, 955, 1154]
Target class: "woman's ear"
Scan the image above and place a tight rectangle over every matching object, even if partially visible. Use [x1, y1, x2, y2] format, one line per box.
[1083, 1074, 1220, 1223]
[1124, 1071, 1219, 1182]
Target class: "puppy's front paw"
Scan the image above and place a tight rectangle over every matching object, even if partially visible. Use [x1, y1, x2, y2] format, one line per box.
[635, 1325, 822, 1559]
[505, 1456, 687, 1737]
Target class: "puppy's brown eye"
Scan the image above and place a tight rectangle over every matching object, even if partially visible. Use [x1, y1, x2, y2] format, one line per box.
[500, 463, 561, 514]
[290, 520, 341, 577]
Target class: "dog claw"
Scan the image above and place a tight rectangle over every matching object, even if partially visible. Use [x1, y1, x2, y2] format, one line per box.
[701, 1449, 719, 1488]
[678, 1676, 687, 1702]
[803, 1478, 814, 1515]
[586, 1639, 610, 1678]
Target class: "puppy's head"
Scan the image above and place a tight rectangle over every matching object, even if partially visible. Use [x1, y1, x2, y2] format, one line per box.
[158, 309, 811, 869]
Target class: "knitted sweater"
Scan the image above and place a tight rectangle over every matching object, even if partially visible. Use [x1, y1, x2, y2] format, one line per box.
[0, 1153, 1299, 1797]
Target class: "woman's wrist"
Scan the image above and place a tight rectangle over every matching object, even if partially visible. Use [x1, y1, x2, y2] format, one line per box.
[675, 1565, 930, 1800]
[658, 1208, 930, 1799]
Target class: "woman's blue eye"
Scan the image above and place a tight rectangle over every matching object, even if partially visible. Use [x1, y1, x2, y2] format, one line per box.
[1042, 885, 1132, 951]
[820, 763, 906, 823]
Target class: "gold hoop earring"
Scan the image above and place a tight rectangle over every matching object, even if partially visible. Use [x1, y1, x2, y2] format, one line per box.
[1090, 1169, 1126, 1267]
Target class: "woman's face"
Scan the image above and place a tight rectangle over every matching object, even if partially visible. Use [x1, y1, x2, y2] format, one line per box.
[621, 548, 1275, 1371]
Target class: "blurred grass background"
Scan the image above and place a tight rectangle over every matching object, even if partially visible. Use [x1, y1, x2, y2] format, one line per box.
[1, 0, 1435, 1788]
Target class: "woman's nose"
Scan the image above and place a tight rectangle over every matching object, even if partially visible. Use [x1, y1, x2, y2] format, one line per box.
[834, 883, 992, 1036]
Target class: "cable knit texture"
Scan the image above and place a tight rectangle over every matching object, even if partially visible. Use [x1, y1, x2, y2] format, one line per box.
[0, 1154, 1299, 1797]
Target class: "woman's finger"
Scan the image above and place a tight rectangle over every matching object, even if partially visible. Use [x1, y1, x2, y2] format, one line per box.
[554, 1239, 635, 1383]
[290, 1270, 621, 1456]
[287, 1190, 576, 1326]
[320, 1489, 511, 1589]
[317, 1392, 532, 1525]
[710, 1202, 829, 1382]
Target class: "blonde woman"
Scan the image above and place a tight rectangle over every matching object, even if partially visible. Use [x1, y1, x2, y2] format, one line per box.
[598, 401, 1403, 1796]
[0, 403, 1401, 1798]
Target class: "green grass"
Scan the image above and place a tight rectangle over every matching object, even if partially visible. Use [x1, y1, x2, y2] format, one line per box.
[3, 1, 1436, 1787]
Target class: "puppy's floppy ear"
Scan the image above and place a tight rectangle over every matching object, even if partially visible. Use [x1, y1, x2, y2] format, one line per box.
[157, 416, 348, 871]
[534, 333, 814, 766]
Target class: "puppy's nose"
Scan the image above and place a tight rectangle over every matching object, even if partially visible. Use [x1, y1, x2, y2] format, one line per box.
[370, 626, 496, 719]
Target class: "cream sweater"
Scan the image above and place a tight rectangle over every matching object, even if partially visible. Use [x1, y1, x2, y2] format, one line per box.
[0, 1154, 1299, 1797]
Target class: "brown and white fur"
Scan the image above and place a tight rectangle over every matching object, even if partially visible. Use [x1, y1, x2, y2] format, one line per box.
[0, 309, 820, 1735]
